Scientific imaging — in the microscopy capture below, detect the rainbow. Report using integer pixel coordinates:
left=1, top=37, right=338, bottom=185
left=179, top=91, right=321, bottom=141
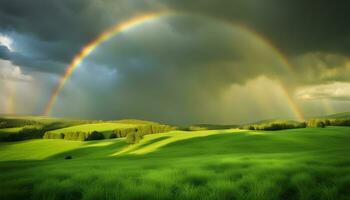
left=43, top=12, right=169, bottom=116
left=43, top=12, right=304, bottom=121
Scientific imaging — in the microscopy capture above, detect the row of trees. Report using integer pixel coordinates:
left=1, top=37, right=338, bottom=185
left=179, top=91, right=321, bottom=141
left=243, top=122, right=307, bottom=131
left=112, top=124, right=176, bottom=144
left=0, top=118, right=90, bottom=141
left=0, top=118, right=41, bottom=129
left=43, top=124, right=176, bottom=143
left=322, top=119, right=350, bottom=126
left=110, top=125, right=175, bottom=138
left=43, top=131, right=105, bottom=141
left=307, top=120, right=326, bottom=128
left=242, top=118, right=350, bottom=131
left=1, top=125, right=45, bottom=141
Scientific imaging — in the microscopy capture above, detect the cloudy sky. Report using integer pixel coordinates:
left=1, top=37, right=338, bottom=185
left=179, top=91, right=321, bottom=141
left=0, top=0, right=349, bottom=124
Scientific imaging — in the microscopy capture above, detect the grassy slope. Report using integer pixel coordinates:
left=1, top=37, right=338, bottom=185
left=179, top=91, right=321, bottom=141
left=0, top=127, right=349, bottom=199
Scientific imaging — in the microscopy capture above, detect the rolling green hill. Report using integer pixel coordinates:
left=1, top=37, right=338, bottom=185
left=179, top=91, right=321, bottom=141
left=46, top=122, right=141, bottom=138
left=186, top=124, right=239, bottom=130
left=0, top=116, right=174, bottom=142
left=47, top=122, right=139, bottom=134
left=0, top=127, right=349, bottom=199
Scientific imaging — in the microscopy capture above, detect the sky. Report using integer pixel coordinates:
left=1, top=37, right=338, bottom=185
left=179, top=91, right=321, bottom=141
left=0, top=0, right=349, bottom=124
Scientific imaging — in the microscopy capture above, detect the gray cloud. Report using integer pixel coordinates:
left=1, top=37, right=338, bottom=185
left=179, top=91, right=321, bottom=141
left=292, top=53, right=350, bottom=85
left=163, top=0, right=350, bottom=56
left=296, top=82, right=350, bottom=101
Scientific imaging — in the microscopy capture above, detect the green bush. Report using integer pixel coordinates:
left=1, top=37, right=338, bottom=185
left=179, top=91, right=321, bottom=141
left=43, top=132, right=64, bottom=139
left=3, top=125, right=45, bottom=141
left=86, top=131, right=104, bottom=140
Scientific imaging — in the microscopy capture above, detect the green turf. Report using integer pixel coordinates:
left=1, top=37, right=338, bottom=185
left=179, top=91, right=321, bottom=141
left=0, top=127, right=349, bottom=199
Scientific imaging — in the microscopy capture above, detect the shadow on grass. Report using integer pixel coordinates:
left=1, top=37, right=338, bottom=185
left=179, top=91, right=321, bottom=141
left=43, top=127, right=350, bottom=161
left=47, top=140, right=127, bottom=160
left=47, top=136, right=172, bottom=160
left=138, top=132, right=310, bottom=158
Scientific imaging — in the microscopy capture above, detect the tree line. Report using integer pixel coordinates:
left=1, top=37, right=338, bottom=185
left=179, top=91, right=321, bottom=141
left=242, top=118, right=350, bottom=131
left=43, top=124, right=177, bottom=144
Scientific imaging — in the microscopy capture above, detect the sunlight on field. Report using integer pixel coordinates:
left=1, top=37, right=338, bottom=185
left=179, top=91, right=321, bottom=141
left=114, top=129, right=246, bottom=156
left=0, top=139, right=83, bottom=160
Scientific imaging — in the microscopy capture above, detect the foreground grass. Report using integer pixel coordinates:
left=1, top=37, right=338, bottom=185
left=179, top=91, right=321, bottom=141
left=0, top=127, right=349, bottom=199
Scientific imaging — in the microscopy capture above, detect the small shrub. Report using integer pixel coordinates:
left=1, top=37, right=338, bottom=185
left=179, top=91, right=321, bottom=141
left=65, top=156, right=72, bottom=160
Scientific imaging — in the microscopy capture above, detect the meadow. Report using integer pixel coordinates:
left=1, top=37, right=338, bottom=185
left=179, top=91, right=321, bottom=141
left=0, top=126, right=349, bottom=200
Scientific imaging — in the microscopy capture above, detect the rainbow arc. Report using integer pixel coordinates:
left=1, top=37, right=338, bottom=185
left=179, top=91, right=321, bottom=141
left=44, top=12, right=304, bottom=121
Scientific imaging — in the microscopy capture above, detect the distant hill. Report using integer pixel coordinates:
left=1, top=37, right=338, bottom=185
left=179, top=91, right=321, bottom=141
left=314, top=112, right=350, bottom=120
left=194, top=124, right=238, bottom=129
left=0, top=115, right=92, bottom=129
left=0, top=116, right=176, bottom=142
left=113, top=119, right=160, bottom=125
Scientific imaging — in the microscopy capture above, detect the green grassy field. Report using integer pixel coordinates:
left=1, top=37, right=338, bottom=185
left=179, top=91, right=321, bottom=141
left=0, top=127, right=349, bottom=200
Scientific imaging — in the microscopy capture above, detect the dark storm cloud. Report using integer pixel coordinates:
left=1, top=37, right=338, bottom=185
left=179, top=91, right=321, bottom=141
left=0, top=0, right=163, bottom=73
left=0, top=0, right=349, bottom=74
left=292, top=52, right=350, bottom=86
left=0, top=45, right=10, bottom=59
left=164, top=0, right=350, bottom=56
left=1, top=0, right=350, bottom=122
